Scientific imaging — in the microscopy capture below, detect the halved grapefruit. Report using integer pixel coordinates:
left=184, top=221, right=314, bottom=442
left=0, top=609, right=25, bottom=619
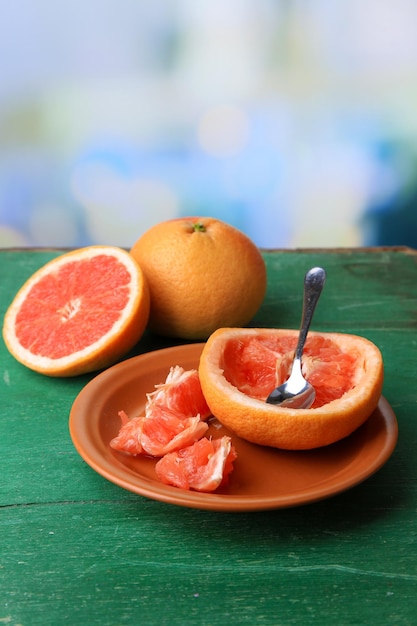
left=198, top=328, right=384, bottom=450
left=2, top=246, right=150, bottom=376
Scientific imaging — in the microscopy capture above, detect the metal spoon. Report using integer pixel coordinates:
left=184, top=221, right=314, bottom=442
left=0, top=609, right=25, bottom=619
left=266, top=266, right=326, bottom=409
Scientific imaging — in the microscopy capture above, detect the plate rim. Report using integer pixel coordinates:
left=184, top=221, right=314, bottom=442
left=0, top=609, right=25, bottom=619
left=69, top=344, right=398, bottom=512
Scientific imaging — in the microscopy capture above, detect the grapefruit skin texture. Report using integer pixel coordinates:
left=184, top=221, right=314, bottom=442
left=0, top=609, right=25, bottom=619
left=2, top=246, right=150, bottom=377
left=129, top=217, right=267, bottom=340
left=199, top=328, right=384, bottom=450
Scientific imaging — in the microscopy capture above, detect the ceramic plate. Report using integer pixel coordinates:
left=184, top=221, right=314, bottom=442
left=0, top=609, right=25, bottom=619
left=69, top=343, right=398, bottom=512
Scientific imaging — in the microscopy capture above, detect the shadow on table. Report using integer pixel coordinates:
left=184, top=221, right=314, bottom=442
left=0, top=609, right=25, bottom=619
left=136, top=429, right=409, bottom=538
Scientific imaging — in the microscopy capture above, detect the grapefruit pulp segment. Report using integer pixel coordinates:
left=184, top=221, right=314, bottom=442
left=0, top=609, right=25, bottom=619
left=110, top=366, right=211, bottom=458
left=110, top=411, right=145, bottom=456
left=140, top=405, right=209, bottom=457
left=110, top=364, right=237, bottom=492
left=147, top=366, right=211, bottom=420
left=155, top=436, right=237, bottom=492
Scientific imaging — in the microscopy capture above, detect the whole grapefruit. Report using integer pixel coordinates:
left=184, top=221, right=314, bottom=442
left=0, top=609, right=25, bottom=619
left=130, top=217, right=267, bottom=339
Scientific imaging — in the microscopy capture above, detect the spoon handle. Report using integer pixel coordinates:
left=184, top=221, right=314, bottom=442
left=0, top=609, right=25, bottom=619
left=294, top=267, right=326, bottom=361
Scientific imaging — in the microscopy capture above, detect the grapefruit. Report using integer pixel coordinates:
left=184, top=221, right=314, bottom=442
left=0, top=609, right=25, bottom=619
left=147, top=365, right=211, bottom=420
left=2, top=246, right=150, bottom=376
left=134, top=405, right=208, bottom=457
left=198, top=327, right=384, bottom=450
left=110, top=365, right=237, bottom=491
left=110, top=366, right=211, bottom=457
left=155, top=436, right=237, bottom=492
left=129, top=217, right=267, bottom=340
left=110, top=404, right=209, bottom=458
left=110, top=411, right=145, bottom=456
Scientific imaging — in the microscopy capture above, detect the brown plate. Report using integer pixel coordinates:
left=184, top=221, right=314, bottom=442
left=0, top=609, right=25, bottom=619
left=69, top=343, right=398, bottom=512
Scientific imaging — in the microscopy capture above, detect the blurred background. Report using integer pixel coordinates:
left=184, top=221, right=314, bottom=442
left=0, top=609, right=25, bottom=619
left=1, top=0, right=417, bottom=250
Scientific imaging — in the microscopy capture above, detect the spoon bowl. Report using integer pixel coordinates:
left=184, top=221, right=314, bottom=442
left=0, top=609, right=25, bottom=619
left=266, top=266, right=326, bottom=409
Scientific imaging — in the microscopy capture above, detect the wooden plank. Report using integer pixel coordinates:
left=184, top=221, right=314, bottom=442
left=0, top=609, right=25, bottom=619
left=2, top=500, right=417, bottom=625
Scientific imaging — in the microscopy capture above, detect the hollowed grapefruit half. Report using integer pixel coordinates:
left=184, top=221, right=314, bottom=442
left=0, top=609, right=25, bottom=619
left=198, top=328, right=384, bottom=450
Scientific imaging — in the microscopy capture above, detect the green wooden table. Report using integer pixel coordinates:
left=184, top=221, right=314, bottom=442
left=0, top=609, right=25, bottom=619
left=1, top=247, right=417, bottom=626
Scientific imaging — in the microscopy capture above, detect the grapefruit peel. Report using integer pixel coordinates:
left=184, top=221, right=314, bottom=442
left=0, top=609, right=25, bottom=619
left=198, top=327, right=384, bottom=450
